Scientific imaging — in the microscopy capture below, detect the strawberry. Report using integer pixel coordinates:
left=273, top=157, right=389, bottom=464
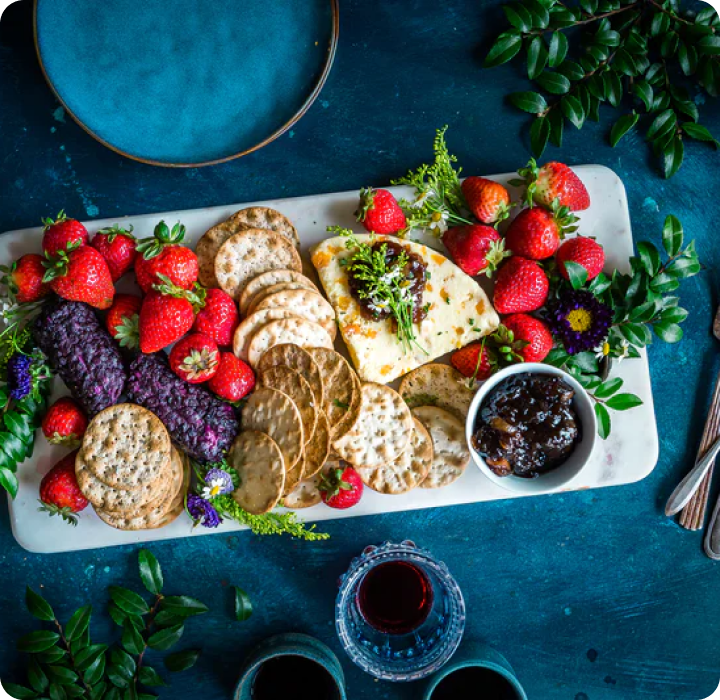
left=556, top=236, right=605, bottom=281
left=461, top=177, right=511, bottom=224
left=42, top=397, right=88, bottom=447
left=38, top=451, right=88, bottom=525
left=106, top=293, right=142, bottom=349
left=91, top=224, right=137, bottom=282
left=135, top=221, right=199, bottom=293
left=505, top=208, right=561, bottom=260
left=169, top=333, right=220, bottom=384
left=518, top=159, right=590, bottom=211
left=4, top=254, right=51, bottom=303
left=41, top=211, right=89, bottom=258
left=493, top=257, right=549, bottom=314
left=207, top=352, right=255, bottom=401
left=501, top=314, right=554, bottom=363
left=192, top=288, right=239, bottom=346
left=451, top=341, right=495, bottom=381
left=319, top=463, right=363, bottom=509
left=442, top=225, right=510, bottom=277
left=138, top=278, right=204, bottom=354
left=42, top=246, right=115, bottom=310
left=355, top=188, right=407, bottom=234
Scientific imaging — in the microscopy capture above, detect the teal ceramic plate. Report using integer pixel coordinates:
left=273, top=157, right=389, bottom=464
left=35, top=0, right=338, bottom=166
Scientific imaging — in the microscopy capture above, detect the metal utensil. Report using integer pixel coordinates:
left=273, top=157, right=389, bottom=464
left=666, top=435, right=720, bottom=516
left=679, top=305, right=720, bottom=531
left=704, top=493, right=720, bottom=559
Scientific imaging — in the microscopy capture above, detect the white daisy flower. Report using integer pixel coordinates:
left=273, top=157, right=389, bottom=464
left=615, top=340, right=630, bottom=363
left=202, top=478, right=229, bottom=500
left=411, top=189, right=435, bottom=209
left=427, top=208, right=449, bottom=235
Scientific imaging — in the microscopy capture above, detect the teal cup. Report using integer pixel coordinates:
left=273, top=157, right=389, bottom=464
left=423, top=641, right=528, bottom=700
left=234, top=633, right=347, bottom=700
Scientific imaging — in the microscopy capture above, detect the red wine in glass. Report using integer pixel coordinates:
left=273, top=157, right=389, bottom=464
left=357, top=560, right=434, bottom=634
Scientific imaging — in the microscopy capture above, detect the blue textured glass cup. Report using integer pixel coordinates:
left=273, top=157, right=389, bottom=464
left=335, top=541, right=465, bottom=682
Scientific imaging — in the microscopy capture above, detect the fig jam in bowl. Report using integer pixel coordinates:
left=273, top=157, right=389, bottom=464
left=466, top=363, right=597, bottom=494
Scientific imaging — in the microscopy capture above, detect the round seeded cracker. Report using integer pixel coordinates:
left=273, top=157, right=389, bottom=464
left=355, top=418, right=433, bottom=494
left=282, top=454, right=305, bottom=497
left=245, top=280, right=319, bottom=316
left=239, top=269, right=318, bottom=315
left=284, top=453, right=341, bottom=509
left=215, top=228, right=302, bottom=299
left=241, top=387, right=304, bottom=468
left=399, top=364, right=476, bottom=421
left=303, top=411, right=330, bottom=478
left=332, top=383, right=413, bottom=468
left=412, top=406, right=470, bottom=489
left=228, top=431, right=285, bottom=515
left=256, top=343, right=324, bottom=408
left=82, top=404, right=171, bottom=490
left=247, top=318, right=332, bottom=368
left=233, top=309, right=301, bottom=361
left=260, top=366, right=317, bottom=445
left=228, top=207, right=300, bottom=249
left=196, top=220, right=249, bottom=288
left=254, top=288, right=337, bottom=340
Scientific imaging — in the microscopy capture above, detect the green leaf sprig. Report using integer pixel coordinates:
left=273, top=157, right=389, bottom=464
left=3, top=550, right=213, bottom=700
left=485, top=0, right=719, bottom=177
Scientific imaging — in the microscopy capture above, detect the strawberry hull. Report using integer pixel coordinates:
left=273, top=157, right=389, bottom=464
left=32, top=299, right=127, bottom=416
left=125, top=353, right=239, bottom=463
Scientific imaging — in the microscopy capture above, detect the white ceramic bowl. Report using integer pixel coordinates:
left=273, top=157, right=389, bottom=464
left=465, top=363, right=597, bottom=495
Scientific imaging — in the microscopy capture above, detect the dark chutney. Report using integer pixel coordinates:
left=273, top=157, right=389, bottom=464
left=472, top=373, right=581, bottom=478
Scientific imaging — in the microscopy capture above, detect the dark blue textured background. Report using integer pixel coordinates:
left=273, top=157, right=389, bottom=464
left=1, top=1, right=720, bottom=698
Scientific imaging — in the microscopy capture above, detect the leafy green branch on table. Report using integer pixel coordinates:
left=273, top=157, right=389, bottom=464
left=485, top=0, right=720, bottom=177
left=545, top=214, right=700, bottom=437
left=1, top=549, right=251, bottom=700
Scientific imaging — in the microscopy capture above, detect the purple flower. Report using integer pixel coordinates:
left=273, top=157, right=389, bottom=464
left=187, top=494, right=222, bottom=529
left=548, top=289, right=612, bottom=355
left=7, top=353, right=32, bottom=400
left=202, top=468, right=234, bottom=499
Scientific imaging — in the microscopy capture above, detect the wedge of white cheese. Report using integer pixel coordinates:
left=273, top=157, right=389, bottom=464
left=311, top=235, right=500, bottom=384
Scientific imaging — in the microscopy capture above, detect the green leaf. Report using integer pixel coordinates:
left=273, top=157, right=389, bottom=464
left=662, top=215, right=683, bottom=256
left=659, top=306, right=688, bottom=324
left=137, top=667, right=166, bottom=688
left=678, top=42, right=698, bottom=76
left=503, top=4, right=532, bottom=32
left=635, top=241, right=661, bottom=276
left=610, top=113, right=638, bottom=147
left=663, top=137, right=684, bottom=179
left=569, top=352, right=599, bottom=374
left=485, top=33, right=523, bottom=67
left=605, top=393, right=644, bottom=411
left=65, top=605, right=92, bottom=642
left=548, top=108, right=564, bottom=147
left=548, top=7, right=577, bottom=28
left=674, top=99, right=698, bottom=123
left=163, top=650, right=201, bottom=673
left=547, top=31, right=568, bottom=68
left=561, top=94, right=584, bottom=129
left=646, top=109, right=676, bottom=141
left=530, top=116, right=550, bottom=157
left=629, top=299, right=660, bottom=323
left=665, top=255, right=701, bottom=279
left=17, top=630, right=61, bottom=653
left=0, top=467, right=19, bottom=499
left=527, top=36, right=548, bottom=79
left=563, top=261, right=589, bottom=289
left=596, top=29, right=620, bottom=46
left=147, top=624, right=184, bottom=651
left=138, top=550, right=163, bottom=596
left=159, top=596, right=209, bottom=618
left=108, top=587, right=149, bottom=616
left=107, top=666, right=131, bottom=690
left=27, top=657, right=49, bottom=694
left=579, top=0, right=598, bottom=13
left=603, top=71, right=623, bottom=107
left=45, top=666, right=78, bottom=686
left=594, top=377, right=623, bottom=399
left=508, top=91, right=547, bottom=114
left=121, top=619, right=145, bottom=656
left=233, top=587, right=253, bottom=622
left=619, top=322, right=650, bottom=347
left=526, top=0, right=550, bottom=29
left=83, top=652, right=106, bottom=687
left=650, top=12, right=670, bottom=37
left=682, top=123, right=719, bottom=148
left=104, top=688, right=122, bottom=700
left=26, top=587, right=55, bottom=622
left=152, top=611, right=184, bottom=628
left=649, top=272, right=679, bottom=294
left=2, top=681, right=38, bottom=699
left=557, top=60, right=584, bottom=81
left=698, top=36, right=720, bottom=55
left=36, top=646, right=66, bottom=665
left=75, top=644, right=107, bottom=672
left=535, top=71, right=571, bottom=94
left=49, top=683, right=67, bottom=700
left=661, top=31, right=679, bottom=58
left=595, top=403, right=611, bottom=440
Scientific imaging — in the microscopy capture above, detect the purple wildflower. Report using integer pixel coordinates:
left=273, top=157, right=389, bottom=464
left=548, top=289, right=612, bottom=355
left=187, top=494, right=222, bottom=529
left=7, top=353, right=32, bottom=400
left=202, top=468, right=234, bottom=499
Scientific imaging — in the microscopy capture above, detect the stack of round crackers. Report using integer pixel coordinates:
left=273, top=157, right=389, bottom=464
left=75, top=404, right=189, bottom=531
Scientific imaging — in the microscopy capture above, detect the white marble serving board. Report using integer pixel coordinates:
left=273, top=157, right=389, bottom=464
left=3, top=165, right=659, bottom=553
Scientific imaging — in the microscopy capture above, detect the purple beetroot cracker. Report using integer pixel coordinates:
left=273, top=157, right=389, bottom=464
left=125, top=353, right=239, bottom=463
left=32, top=299, right=126, bottom=416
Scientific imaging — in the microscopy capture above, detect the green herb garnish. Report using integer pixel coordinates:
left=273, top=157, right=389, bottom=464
left=332, top=399, right=350, bottom=410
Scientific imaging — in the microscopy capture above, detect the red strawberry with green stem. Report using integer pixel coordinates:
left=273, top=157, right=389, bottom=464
left=106, top=293, right=142, bottom=349
left=500, top=314, right=554, bottom=363
left=461, top=177, right=511, bottom=225
left=41, top=211, right=89, bottom=258
left=516, top=159, right=590, bottom=211
left=169, top=333, right=220, bottom=384
left=207, top=352, right=255, bottom=402
left=319, top=463, right=363, bottom=509
left=355, top=188, right=407, bottom=235
left=38, top=451, right=88, bottom=525
left=42, top=246, right=115, bottom=310
left=42, top=397, right=88, bottom=447
left=556, top=236, right=605, bottom=282
left=3, top=254, right=51, bottom=303
left=451, top=340, right=496, bottom=381
left=192, top=288, right=239, bottom=347
left=135, top=221, right=199, bottom=293
left=138, top=275, right=205, bottom=354
left=91, top=224, right=137, bottom=282
left=505, top=202, right=578, bottom=260
left=493, top=257, right=549, bottom=314
left=442, top=224, right=510, bottom=277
